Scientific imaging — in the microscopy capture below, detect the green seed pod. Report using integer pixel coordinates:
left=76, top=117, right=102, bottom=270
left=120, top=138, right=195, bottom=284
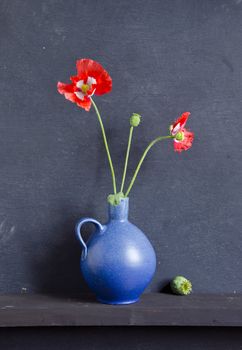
left=174, top=131, right=184, bottom=141
left=170, top=276, right=192, bottom=295
left=130, top=113, right=141, bottom=127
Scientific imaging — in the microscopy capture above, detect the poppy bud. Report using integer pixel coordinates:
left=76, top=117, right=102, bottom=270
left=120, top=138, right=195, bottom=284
left=130, top=113, right=141, bottom=127
left=174, top=131, right=184, bottom=141
left=170, top=276, right=192, bottom=295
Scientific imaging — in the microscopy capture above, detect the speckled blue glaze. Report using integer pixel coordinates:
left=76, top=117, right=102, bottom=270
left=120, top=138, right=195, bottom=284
left=75, top=198, right=156, bottom=304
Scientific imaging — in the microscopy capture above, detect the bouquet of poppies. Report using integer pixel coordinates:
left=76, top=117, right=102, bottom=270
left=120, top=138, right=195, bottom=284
left=57, top=59, right=194, bottom=205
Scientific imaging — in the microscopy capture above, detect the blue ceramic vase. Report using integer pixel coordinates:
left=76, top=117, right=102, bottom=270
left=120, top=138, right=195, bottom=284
left=75, top=198, right=156, bottom=304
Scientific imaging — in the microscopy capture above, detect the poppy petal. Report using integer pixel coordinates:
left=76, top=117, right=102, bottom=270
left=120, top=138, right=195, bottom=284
left=75, top=97, right=92, bottom=111
left=74, top=91, right=85, bottom=100
left=57, top=82, right=76, bottom=103
left=171, top=112, right=190, bottom=135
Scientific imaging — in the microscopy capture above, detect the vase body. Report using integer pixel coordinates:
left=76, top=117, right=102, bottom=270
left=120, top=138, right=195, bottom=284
left=75, top=198, right=156, bottom=304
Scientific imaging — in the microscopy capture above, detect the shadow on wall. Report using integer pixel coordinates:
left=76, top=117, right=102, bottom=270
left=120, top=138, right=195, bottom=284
left=29, top=126, right=110, bottom=299
left=30, top=204, right=100, bottom=298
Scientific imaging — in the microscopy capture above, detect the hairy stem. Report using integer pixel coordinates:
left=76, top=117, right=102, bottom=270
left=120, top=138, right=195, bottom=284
left=90, top=97, right=117, bottom=194
left=120, top=126, right=134, bottom=193
left=125, top=135, right=173, bottom=197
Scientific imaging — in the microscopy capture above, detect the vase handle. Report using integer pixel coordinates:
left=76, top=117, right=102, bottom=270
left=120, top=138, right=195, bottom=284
left=75, top=217, right=105, bottom=261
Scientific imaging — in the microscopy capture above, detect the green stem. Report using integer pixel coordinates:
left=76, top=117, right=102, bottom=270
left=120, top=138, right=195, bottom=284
left=125, top=135, right=173, bottom=197
left=120, top=126, right=134, bottom=193
left=90, top=97, right=117, bottom=194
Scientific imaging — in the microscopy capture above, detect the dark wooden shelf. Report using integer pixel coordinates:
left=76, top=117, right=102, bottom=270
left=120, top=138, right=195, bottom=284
left=0, top=293, right=241, bottom=327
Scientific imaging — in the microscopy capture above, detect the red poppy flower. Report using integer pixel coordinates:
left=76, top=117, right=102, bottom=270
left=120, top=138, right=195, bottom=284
left=170, top=112, right=194, bottom=153
left=57, top=58, right=112, bottom=111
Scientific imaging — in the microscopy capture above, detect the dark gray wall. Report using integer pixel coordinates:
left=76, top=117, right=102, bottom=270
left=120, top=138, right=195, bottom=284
left=0, top=0, right=241, bottom=295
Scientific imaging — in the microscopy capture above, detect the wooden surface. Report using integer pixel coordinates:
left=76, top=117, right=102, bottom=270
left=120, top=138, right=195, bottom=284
left=0, top=293, right=241, bottom=327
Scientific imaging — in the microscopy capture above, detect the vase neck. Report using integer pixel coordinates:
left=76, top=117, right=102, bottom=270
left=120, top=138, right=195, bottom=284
left=108, top=198, right=129, bottom=221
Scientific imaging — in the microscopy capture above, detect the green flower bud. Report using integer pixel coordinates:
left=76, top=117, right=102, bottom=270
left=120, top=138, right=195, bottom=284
left=170, top=276, right=192, bottom=295
left=130, top=113, right=141, bottom=127
left=174, top=131, right=184, bottom=141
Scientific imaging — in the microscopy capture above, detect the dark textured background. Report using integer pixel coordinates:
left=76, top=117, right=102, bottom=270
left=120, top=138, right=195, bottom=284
left=0, top=0, right=241, bottom=295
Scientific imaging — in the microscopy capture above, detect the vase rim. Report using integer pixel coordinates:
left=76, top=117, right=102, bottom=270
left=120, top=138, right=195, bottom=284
left=108, top=196, right=129, bottom=207
left=108, top=197, right=129, bottom=220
